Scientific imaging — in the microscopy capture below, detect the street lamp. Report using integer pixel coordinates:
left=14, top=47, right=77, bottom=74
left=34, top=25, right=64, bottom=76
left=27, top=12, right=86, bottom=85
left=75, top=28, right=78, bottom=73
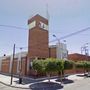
left=81, top=43, right=89, bottom=61
left=53, top=34, right=62, bottom=59
left=81, top=43, right=89, bottom=55
left=53, top=34, right=68, bottom=60
left=53, top=34, right=60, bottom=44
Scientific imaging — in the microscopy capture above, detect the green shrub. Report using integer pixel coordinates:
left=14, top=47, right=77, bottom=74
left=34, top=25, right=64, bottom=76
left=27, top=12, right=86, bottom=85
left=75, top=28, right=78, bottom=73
left=33, top=60, right=45, bottom=73
left=75, top=61, right=85, bottom=69
left=64, top=60, right=74, bottom=70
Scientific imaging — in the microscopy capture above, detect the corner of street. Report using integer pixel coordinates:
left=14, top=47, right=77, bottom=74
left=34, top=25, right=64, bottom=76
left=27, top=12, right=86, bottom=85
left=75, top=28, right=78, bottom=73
left=0, top=73, right=90, bottom=90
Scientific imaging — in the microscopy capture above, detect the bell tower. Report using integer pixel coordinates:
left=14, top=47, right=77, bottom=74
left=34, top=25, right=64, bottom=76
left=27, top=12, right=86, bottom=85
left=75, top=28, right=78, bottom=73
left=28, top=14, right=49, bottom=60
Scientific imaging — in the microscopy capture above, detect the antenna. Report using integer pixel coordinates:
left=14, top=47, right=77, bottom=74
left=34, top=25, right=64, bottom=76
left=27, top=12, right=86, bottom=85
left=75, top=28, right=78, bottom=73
left=46, top=2, right=50, bottom=31
left=46, top=3, right=50, bottom=20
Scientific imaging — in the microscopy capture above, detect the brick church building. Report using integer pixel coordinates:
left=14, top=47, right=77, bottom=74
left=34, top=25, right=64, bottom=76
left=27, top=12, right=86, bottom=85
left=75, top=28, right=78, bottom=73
left=0, top=14, right=59, bottom=76
left=0, top=14, right=80, bottom=76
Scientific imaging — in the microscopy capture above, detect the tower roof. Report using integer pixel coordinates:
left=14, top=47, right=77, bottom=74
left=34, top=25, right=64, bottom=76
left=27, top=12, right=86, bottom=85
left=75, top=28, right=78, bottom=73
left=28, top=14, right=48, bottom=24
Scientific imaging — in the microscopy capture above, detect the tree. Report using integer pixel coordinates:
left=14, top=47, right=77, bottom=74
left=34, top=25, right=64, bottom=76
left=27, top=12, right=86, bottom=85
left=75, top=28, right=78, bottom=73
left=45, top=58, right=58, bottom=82
left=32, top=60, right=45, bottom=75
left=85, top=61, right=90, bottom=69
left=85, top=61, right=90, bottom=75
left=56, top=59, right=64, bottom=82
left=32, top=59, right=75, bottom=83
left=75, top=61, right=90, bottom=75
left=64, top=60, right=74, bottom=70
left=75, top=61, right=84, bottom=69
left=63, top=60, right=74, bottom=78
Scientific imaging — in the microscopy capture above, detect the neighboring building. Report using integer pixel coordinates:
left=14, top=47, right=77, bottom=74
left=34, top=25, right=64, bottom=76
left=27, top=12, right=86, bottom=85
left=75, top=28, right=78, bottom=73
left=49, top=45, right=56, bottom=58
left=68, top=53, right=90, bottom=62
left=56, top=43, right=68, bottom=59
left=49, top=44, right=68, bottom=59
left=0, top=52, right=27, bottom=75
left=0, top=14, right=68, bottom=76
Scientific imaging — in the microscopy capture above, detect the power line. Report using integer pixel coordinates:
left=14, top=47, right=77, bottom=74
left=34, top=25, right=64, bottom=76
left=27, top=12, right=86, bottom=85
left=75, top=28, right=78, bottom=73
left=50, top=27, right=90, bottom=43
left=0, top=25, right=90, bottom=47
left=0, top=24, right=27, bottom=30
left=0, top=26, right=90, bottom=47
left=0, top=24, right=54, bottom=34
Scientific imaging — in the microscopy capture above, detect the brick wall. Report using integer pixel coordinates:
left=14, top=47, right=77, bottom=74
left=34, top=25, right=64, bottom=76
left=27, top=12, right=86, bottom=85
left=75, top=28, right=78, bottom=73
left=0, top=56, right=27, bottom=76
left=49, top=47, right=56, bottom=58
left=28, top=29, right=49, bottom=59
left=1, top=58, right=10, bottom=73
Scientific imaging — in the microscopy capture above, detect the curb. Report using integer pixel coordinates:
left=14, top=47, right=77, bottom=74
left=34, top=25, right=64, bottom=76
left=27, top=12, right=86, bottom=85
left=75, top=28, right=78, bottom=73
left=23, top=76, right=59, bottom=81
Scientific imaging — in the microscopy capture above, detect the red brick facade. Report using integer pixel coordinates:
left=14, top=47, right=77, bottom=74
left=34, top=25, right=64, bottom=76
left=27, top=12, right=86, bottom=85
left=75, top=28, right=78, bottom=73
left=0, top=56, right=27, bottom=76
left=28, top=14, right=49, bottom=60
left=49, top=46, right=56, bottom=58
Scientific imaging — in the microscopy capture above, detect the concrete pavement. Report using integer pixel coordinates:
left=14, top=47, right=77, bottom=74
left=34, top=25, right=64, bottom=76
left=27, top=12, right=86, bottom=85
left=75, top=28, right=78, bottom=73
left=0, top=83, right=27, bottom=90
left=64, top=78, right=90, bottom=90
left=0, top=73, right=88, bottom=90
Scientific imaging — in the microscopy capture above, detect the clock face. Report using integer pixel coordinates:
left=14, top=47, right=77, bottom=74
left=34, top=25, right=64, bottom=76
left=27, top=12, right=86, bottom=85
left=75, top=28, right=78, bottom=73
left=39, top=21, right=48, bottom=30
left=28, top=21, right=36, bottom=29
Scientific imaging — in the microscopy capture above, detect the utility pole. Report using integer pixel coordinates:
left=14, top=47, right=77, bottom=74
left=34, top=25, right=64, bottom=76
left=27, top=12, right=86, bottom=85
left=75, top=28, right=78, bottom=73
left=10, top=44, right=15, bottom=85
left=19, top=47, right=23, bottom=84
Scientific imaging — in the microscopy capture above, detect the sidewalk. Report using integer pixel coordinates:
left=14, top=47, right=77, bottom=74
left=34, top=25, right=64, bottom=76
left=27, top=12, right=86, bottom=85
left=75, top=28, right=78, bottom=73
left=0, top=73, right=84, bottom=89
left=0, top=74, right=60, bottom=89
left=0, top=74, right=31, bottom=89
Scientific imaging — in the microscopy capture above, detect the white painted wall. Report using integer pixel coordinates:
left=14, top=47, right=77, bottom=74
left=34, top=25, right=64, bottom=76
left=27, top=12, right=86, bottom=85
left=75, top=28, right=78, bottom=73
left=17, top=53, right=21, bottom=74
left=9, top=55, right=13, bottom=73
left=56, top=43, right=68, bottom=59
left=0, top=58, right=2, bottom=71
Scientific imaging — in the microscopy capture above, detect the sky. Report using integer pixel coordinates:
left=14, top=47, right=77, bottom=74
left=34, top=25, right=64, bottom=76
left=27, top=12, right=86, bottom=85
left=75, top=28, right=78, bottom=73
left=0, top=0, right=90, bottom=56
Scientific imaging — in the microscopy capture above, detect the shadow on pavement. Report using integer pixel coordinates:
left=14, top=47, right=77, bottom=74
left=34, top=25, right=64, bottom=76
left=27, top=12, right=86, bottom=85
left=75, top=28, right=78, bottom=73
left=14, top=76, right=60, bottom=85
left=77, top=74, right=90, bottom=78
left=14, top=78, right=35, bottom=85
left=29, top=82, right=63, bottom=90
left=77, top=74, right=85, bottom=77
left=56, top=78, right=74, bottom=84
